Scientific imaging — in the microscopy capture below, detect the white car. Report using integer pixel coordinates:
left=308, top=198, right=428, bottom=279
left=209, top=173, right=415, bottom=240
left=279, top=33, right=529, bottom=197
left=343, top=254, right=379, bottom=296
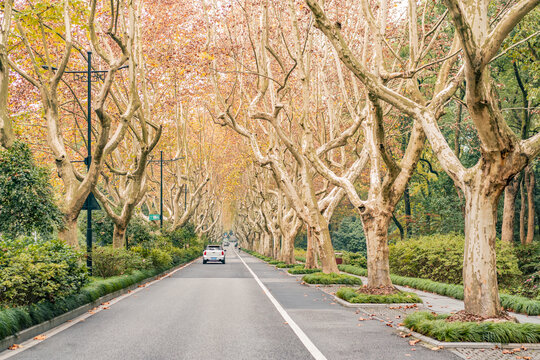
left=203, top=245, right=225, bottom=264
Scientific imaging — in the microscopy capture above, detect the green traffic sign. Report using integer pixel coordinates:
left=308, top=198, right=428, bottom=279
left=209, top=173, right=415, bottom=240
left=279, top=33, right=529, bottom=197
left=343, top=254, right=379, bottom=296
left=149, top=214, right=161, bottom=221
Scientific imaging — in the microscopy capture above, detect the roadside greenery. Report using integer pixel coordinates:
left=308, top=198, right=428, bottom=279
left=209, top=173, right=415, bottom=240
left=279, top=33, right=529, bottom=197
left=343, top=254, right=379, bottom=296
left=338, top=264, right=540, bottom=316
left=0, top=143, right=63, bottom=239
left=403, top=311, right=540, bottom=343
left=0, top=237, right=88, bottom=307
left=388, top=234, right=522, bottom=288
left=288, top=266, right=322, bottom=275
left=302, top=273, right=363, bottom=285
left=337, top=287, right=422, bottom=304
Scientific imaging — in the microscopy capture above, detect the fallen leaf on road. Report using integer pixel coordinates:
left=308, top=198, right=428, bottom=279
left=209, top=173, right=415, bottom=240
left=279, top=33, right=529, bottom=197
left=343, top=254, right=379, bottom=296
left=283, top=322, right=288, bottom=324
left=399, top=332, right=412, bottom=338
left=398, top=323, right=405, bottom=326
left=409, top=339, right=420, bottom=346
left=8, top=344, right=22, bottom=350
left=358, top=318, right=366, bottom=321
left=411, top=348, right=416, bottom=351
left=102, top=306, right=110, bottom=310
left=330, top=302, right=336, bottom=305
left=404, top=354, right=411, bottom=357
left=431, top=346, right=444, bottom=351
left=33, top=335, right=46, bottom=340
left=101, top=302, right=110, bottom=306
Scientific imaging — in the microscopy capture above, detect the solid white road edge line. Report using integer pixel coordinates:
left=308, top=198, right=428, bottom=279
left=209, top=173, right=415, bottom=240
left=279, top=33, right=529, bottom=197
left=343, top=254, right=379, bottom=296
left=0, top=257, right=200, bottom=360
left=235, top=250, right=327, bottom=360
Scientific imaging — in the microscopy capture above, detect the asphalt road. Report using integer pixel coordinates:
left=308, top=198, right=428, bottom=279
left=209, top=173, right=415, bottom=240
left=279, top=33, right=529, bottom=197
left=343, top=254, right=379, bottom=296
left=3, top=248, right=460, bottom=360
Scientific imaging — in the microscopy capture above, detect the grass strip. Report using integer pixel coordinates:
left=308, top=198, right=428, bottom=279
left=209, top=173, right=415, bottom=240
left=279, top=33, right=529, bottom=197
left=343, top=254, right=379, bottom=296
left=288, top=266, right=322, bottom=275
left=403, top=311, right=540, bottom=343
left=0, top=256, right=198, bottom=341
left=302, top=272, right=363, bottom=285
left=336, top=287, right=422, bottom=304
left=338, top=264, right=540, bottom=316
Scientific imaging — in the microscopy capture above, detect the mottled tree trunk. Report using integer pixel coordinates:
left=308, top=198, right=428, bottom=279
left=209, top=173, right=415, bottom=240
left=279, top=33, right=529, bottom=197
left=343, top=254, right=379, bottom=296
left=463, top=182, right=503, bottom=318
left=59, top=216, right=79, bottom=249
left=280, top=233, right=296, bottom=264
left=113, top=223, right=127, bottom=249
left=361, top=212, right=392, bottom=287
left=501, top=177, right=520, bottom=244
left=305, top=226, right=316, bottom=269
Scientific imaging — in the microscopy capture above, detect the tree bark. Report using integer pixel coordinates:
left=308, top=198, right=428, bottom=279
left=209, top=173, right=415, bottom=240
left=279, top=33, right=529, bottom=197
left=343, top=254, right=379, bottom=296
left=59, top=216, right=79, bottom=248
left=305, top=226, right=316, bottom=269
left=362, top=211, right=393, bottom=287
left=462, top=178, right=504, bottom=318
left=113, top=223, right=127, bottom=249
left=501, top=176, right=520, bottom=243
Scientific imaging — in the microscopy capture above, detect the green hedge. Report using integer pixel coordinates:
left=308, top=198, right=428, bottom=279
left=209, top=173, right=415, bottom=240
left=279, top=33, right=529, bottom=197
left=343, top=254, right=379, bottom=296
left=0, top=238, right=88, bottom=307
left=288, top=266, right=322, bottom=275
left=302, top=272, right=363, bottom=285
left=337, top=287, right=422, bottom=304
left=403, top=311, right=540, bottom=343
left=0, top=252, right=200, bottom=341
left=338, top=264, right=540, bottom=316
left=388, top=234, right=522, bottom=288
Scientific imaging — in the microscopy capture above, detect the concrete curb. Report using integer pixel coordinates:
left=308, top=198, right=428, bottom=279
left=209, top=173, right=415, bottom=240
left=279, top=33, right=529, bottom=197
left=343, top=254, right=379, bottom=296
left=0, top=257, right=200, bottom=351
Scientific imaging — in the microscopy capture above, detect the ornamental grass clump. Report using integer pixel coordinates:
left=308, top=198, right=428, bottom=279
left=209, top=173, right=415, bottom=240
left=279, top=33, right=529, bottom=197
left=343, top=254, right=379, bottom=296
left=302, top=273, right=363, bottom=285
left=336, top=287, right=422, bottom=304
left=404, top=311, right=540, bottom=343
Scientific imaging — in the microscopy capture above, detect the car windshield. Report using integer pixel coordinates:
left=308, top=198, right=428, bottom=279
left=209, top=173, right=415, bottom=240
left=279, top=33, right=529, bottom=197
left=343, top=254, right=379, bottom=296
left=207, top=245, right=221, bottom=250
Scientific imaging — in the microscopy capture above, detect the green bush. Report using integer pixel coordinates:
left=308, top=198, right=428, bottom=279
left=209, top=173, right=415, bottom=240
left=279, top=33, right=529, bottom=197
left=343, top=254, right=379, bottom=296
left=338, top=264, right=540, bottom=315
left=388, top=234, right=522, bottom=288
left=403, top=311, right=540, bottom=343
left=0, top=142, right=63, bottom=239
left=276, top=263, right=295, bottom=268
left=340, top=251, right=367, bottom=268
left=92, top=246, right=148, bottom=277
left=148, top=248, right=172, bottom=269
left=337, top=287, right=422, bottom=304
left=0, top=238, right=88, bottom=307
left=302, top=272, right=363, bottom=285
left=288, top=267, right=322, bottom=274
left=515, top=242, right=540, bottom=276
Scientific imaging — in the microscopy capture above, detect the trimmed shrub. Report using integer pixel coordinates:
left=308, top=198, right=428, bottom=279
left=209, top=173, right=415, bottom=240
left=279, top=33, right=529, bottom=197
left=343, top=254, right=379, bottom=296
left=148, top=248, right=173, bottom=269
left=302, top=273, right=363, bottom=285
left=0, top=238, right=88, bottom=307
left=403, top=311, right=540, bottom=343
left=340, top=251, right=367, bottom=268
left=337, top=287, right=422, bottom=304
left=388, top=234, right=522, bottom=288
left=92, top=246, right=148, bottom=277
left=288, top=267, right=322, bottom=275
left=338, top=264, right=540, bottom=315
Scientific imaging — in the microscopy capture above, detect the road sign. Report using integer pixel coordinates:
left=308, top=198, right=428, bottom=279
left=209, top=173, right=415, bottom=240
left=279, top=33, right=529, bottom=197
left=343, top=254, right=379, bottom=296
left=149, top=214, right=161, bottom=221
left=82, top=192, right=101, bottom=210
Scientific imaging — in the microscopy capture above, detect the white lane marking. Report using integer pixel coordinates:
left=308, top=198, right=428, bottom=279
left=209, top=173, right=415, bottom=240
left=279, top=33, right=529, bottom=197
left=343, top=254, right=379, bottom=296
left=235, top=250, right=327, bottom=360
left=0, top=258, right=200, bottom=360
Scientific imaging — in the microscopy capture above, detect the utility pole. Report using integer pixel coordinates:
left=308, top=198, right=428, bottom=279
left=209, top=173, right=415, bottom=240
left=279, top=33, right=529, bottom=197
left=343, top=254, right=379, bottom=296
left=160, top=150, right=163, bottom=229
left=43, top=53, right=128, bottom=276
left=86, top=51, right=93, bottom=274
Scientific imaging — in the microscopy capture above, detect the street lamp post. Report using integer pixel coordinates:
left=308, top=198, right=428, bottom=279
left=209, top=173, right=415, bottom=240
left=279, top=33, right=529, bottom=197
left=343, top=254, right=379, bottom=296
left=148, top=152, right=184, bottom=228
left=43, top=51, right=127, bottom=276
